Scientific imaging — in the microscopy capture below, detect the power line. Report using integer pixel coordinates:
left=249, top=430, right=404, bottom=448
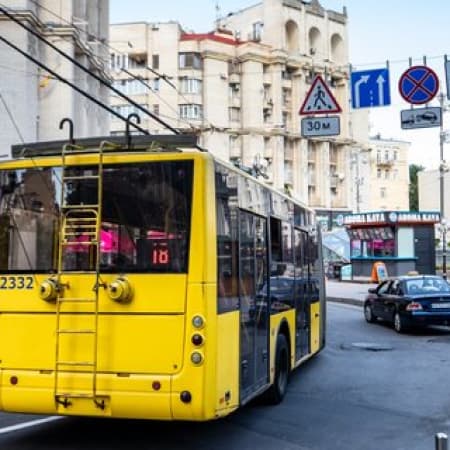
left=0, top=89, right=24, bottom=143
left=0, top=5, right=180, bottom=136
left=0, top=32, right=149, bottom=135
left=22, top=1, right=225, bottom=129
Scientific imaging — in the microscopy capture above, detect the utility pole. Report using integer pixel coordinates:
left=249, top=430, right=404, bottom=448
left=439, top=92, right=447, bottom=279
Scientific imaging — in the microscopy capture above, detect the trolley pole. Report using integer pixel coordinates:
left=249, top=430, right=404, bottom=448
left=439, top=92, right=447, bottom=279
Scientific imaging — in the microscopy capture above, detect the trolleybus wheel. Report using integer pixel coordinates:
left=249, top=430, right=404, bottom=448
left=265, top=333, right=289, bottom=405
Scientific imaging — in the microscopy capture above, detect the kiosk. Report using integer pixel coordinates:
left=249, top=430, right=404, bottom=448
left=339, top=211, right=440, bottom=279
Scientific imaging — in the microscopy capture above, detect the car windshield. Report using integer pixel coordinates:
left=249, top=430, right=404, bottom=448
left=404, top=278, right=450, bottom=294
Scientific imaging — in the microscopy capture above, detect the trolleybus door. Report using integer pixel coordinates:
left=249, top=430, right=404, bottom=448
left=238, top=211, right=269, bottom=401
left=294, top=229, right=310, bottom=360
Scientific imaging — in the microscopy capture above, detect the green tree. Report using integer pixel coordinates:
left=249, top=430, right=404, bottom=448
left=409, top=164, right=424, bottom=211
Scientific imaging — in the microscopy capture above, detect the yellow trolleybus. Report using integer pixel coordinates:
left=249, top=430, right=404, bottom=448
left=0, top=134, right=325, bottom=420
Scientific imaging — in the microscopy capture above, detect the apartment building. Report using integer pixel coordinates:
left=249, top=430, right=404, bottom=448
left=363, top=135, right=410, bottom=212
left=0, top=0, right=110, bottom=158
left=110, top=0, right=353, bottom=221
left=418, top=169, right=450, bottom=217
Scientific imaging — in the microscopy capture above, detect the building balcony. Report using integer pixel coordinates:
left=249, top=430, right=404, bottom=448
left=377, top=158, right=395, bottom=167
left=229, top=96, right=241, bottom=107
left=264, top=147, right=274, bottom=159
left=229, top=73, right=240, bottom=84
left=263, top=98, right=274, bottom=110
left=263, top=72, right=272, bottom=85
left=230, top=146, right=241, bottom=158
left=282, top=78, right=292, bottom=89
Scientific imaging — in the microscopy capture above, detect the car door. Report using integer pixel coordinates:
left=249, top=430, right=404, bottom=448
left=384, top=279, right=402, bottom=319
left=372, top=280, right=392, bottom=319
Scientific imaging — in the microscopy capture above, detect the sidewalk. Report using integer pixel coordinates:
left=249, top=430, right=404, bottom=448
left=326, top=279, right=377, bottom=307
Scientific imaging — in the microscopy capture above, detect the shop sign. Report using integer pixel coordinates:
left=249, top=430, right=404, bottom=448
left=343, top=211, right=440, bottom=226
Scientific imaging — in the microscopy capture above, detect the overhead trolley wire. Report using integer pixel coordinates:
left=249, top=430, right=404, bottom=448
left=0, top=33, right=151, bottom=135
left=0, top=5, right=180, bottom=136
left=24, top=0, right=217, bottom=131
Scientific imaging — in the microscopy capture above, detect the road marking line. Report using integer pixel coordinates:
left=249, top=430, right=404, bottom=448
left=0, top=416, right=63, bottom=434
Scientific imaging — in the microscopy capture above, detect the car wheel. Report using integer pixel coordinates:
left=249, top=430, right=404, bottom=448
left=364, top=303, right=377, bottom=323
left=394, top=312, right=406, bottom=333
left=264, top=333, right=290, bottom=405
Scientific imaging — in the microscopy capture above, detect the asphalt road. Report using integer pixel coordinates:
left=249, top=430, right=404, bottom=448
left=0, top=302, right=448, bottom=450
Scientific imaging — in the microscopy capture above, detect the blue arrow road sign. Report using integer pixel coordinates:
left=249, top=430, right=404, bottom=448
left=351, top=68, right=391, bottom=109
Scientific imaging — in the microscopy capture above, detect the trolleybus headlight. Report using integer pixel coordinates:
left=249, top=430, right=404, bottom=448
left=39, top=277, right=59, bottom=302
left=107, top=277, right=133, bottom=303
left=191, top=334, right=204, bottom=346
left=192, top=315, right=205, bottom=329
left=190, top=351, right=204, bottom=365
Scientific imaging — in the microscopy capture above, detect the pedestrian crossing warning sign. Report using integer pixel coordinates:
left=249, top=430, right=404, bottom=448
left=299, top=75, right=342, bottom=115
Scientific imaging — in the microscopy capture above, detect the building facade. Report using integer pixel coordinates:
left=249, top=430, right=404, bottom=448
left=0, top=0, right=110, bottom=158
left=365, top=135, right=410, bottom=212
left=418, top=169, right=450, bottom=218
left=110, top=0, right=352, bottom=218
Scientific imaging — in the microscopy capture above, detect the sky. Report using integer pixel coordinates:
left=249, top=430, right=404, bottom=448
left=110, top=0, right=450, bottom=170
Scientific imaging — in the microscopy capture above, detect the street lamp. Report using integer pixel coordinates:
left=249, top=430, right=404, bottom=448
left=438, top=92, right=450, bottom=279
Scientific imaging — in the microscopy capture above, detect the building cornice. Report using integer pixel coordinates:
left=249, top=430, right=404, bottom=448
left=305, top=0, right=325, bottom=18
left=201, top=50, right=233, bottom=63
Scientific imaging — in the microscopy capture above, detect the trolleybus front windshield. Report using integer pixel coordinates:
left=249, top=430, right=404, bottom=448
left=0, top=160, right=193, bottom=274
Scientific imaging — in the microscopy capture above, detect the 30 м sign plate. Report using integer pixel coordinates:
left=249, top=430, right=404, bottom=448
left=301, top=116, right=340, bottom=137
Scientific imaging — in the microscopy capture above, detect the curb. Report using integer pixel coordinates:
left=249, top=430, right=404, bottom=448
left=327, top=296, right=364, bottom=307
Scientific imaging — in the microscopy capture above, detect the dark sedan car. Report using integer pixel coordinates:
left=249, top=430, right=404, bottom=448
left=363, top=275, right=450, bottom=333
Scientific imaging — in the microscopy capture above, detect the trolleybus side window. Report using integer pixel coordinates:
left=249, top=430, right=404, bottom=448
left=215, top=165, right=239, bottom=313
left=0, top=167, right=60, bottom=273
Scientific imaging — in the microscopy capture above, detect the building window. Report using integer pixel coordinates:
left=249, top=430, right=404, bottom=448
left=380, top=187, right=386, bottom=198
left=112, top=79, right=148, bottom=96
left=229, top=83, right=240, bottom=100
left=153, top=104, right=159, bottom=116
left=228, top=60, right=241, bottom=75
left=377, top=150, right=381, bottom=163
left=179, top=104, right=203, bottom=120
left=110, top=53, right=128, bottom=70
left=229, top=107, right=241, bottom=122
left=152, top=54, right=159, bottom=69
left=384, top=150, right=389, bottom=161
left=179, top=52, right=202, bottom=69
left=111, top=103, right=147, bottom=121
left=282, top=88, right=291, bottom=106
left=394, top=150, right=398, bottom=160
left=377, top=169, right=381, bottom=178
left=179, top=78, right=202, bottom=94
left=385, top=170, right=389, bottom=179
left=252, top=21, right=263, bottom=41
left=153, top=78, right=160, bottom=92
